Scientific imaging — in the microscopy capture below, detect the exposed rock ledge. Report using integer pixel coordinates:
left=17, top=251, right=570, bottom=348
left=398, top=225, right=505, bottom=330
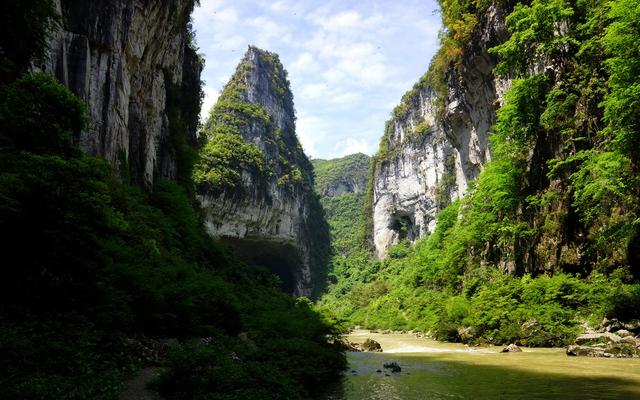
left=567, top=332, right=640, bottom=358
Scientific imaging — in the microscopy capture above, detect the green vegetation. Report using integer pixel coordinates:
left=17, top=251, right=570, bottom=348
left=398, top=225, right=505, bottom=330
left=321, top=192, right=367, bottom=256
left=320, top=0, right=640, bottom=347
left=194, top=47, right=310, bottom=194
left=0, top=72, right=345, bottom=400
left=193, top=60, right=268, bottom=191
left=321, top=201, right=640, bottom=345
left=312, top=153, right=370, bottom=197
left=434, top=155, right=457, bottom=208
left=312, top=154, right=370, bottom=257
left=0, top=13, right=343, bottom=398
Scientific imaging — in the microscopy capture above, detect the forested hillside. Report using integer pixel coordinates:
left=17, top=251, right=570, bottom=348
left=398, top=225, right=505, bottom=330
left=312, top=153, right=370, bottom=256
left=319, top=0, right=640, bottom=348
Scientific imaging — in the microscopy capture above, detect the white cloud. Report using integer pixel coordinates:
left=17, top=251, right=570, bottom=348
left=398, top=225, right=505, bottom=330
left=300, top=83, right=327, bottom=99
left=245, top=16, right=292, bottom=43
left=200, top=87, right=219, bottom=121
left=333, top=137, right=375, bottom=157
left=289, top=52, right=319, bottom=75
left=259, top=0, right=307, bottom=15
left=193, top=4, right=238, bottom=27
left=266, top=0, right=288, bottom=13
left=295, top=111, right=322, bottom=157
left=330, top=91, right=360, bottom=105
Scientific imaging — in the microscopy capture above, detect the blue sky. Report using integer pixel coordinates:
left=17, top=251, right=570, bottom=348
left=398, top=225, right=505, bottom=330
left=192, top=0, right=442, bottom=159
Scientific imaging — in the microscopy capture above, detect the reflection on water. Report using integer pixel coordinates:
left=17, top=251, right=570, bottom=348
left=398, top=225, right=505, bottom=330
left=327, top=331, right=640, bottom=400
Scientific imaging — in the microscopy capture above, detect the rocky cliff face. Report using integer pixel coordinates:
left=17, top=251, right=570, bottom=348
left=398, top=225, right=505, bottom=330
left=197, top=46, right=329, bottom=297
left=41, top=0, right=202, bottom=187
left=371, top=5, right=510, bottom=257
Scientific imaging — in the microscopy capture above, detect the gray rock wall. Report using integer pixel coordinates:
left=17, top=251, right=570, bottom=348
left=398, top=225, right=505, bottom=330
left=372, top=5, right=510, bottom=257
left=41, top=0, right=200, bottom=187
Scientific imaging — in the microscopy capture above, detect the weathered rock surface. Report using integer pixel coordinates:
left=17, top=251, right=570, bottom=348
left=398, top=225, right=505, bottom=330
left=458, top=326, right=476, bottom=342
left=566, top=344, right=606, bottom=357
left=361, top=338, right=383, bottom=352
left=603, top=318, right=640, bottom=334
left=567, top=343, right=640, bottom=358
left=41, top=0, right=201, bottom=187
left=575, top=332, right=622, bottom=345
left=616, top=329, right=633, bottom=338
left=336, top=339, right=362, bottom=352
left=197, top=47, right=328, bottom=297
left=568, top=330, right=640, bottom=358
left=371, top=5, right=510, bottom=257
left=501, top=344, right=522, bottom=353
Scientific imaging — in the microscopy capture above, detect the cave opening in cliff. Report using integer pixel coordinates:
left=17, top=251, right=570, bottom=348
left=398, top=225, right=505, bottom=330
left=252, top=253, right=297, bottom=293
left=220, top=238, right=301, bottom=294
left=391, top=214, right=418, bottom=242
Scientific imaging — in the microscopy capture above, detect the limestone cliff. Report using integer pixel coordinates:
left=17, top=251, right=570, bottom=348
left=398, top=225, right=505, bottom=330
left=41, top=0, right=202, bottom=187
left=371, top=5, right=510, bottom=257
left=196, top=46, right=329, bottom=297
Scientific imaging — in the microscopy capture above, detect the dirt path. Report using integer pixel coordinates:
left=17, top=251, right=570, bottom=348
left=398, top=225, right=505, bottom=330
left=119, top=367, right=165, bottom=400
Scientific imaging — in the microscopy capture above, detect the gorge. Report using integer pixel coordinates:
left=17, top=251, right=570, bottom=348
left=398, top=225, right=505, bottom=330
left=1, top=0, right=640, bottom=399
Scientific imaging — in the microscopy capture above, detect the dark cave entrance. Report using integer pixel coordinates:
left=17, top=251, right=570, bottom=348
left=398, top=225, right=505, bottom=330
left=221, top=238, right=302, bottom=294
left=390, top=214, right=418, bottom=242
left=252, top=253, right=296, bottom=293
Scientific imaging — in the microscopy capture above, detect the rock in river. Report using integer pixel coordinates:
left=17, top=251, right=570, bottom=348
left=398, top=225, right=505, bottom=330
left=361, top=338, right=383, bottom=352
left=501, top=344, right=522, bottom=353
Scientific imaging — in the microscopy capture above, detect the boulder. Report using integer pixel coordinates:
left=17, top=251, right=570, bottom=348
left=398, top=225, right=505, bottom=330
left=567, top=337, right=640, bottom=358
left=336, top=339, right=362, bottom=352
left=458, top=326, right=476, bottom=342
left=615, top=329, right=633, bottom=338
left=603, top=343, right=640, bottom=358
left=575, top=332, right=622, bottom=345
left=383, top=361, right=402, bottom=373
left=501, top=344, right=522, bottom=353
left=567, top=345, right=606, bottom=357
left=603, top=318, right=640, bottom=333
left=619, top=336, right=640, bottom=347
left=361, top=338, right=383, bottom=352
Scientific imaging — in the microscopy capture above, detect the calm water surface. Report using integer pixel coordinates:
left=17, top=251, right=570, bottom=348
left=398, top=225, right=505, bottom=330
left=328, top=330, right=640, bottom=400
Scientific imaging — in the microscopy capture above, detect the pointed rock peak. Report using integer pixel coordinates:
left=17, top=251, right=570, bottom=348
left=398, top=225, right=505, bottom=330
left=222, top=46, right=294, bottom=117
left=243, top=45, right=284, bottom=70
left=196, top=44, right=329, bottom=298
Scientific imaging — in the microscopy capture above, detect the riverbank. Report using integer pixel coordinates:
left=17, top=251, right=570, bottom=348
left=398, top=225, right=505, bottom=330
left=329, top=330, right=640, bottom=399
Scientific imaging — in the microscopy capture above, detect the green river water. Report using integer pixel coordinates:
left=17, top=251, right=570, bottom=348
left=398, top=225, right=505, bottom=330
left=328, top=330, right=640, bottom=400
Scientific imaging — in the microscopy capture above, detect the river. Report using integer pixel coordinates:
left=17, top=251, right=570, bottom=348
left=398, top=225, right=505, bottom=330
left=327, top=330, right=640, bottom=399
